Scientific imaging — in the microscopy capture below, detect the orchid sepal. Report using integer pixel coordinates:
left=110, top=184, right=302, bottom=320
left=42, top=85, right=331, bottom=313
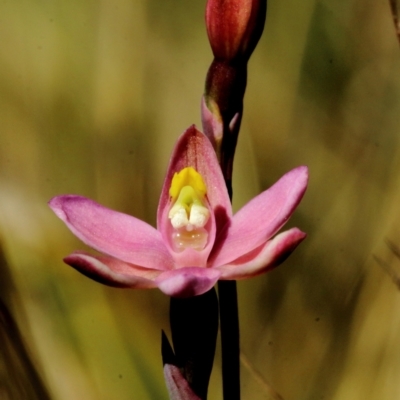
left=63, top=251, right=159, bottom=289
left=216, top=228, right=307, bottom=280
left=208, top=165, right=309, bottom=267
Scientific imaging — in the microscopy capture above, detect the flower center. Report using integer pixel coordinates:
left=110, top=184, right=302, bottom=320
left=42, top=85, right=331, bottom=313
left=168, top=167, right=210, bottom=252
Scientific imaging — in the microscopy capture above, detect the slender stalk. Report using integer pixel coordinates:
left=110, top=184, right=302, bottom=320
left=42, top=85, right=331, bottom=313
left=218, top=152, right=240, bottom=400
left=218, top=280, right=240, bottom=400
left=214, top=142, right=243, bottom=396
left=203, top=2, right=267, bottom=397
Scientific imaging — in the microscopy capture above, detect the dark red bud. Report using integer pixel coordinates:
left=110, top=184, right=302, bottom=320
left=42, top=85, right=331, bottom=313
left=205, top=0, right=266, bottom=61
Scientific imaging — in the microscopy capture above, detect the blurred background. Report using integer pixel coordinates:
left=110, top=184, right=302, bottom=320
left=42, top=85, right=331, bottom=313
left=1, top=0, right=400, bottom=399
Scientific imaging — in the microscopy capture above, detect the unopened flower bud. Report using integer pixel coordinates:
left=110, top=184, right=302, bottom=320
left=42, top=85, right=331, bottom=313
left=205, top=0, right=266, bottom=62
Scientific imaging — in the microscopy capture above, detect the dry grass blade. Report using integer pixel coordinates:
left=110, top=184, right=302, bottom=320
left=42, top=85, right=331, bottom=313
left=389, top=0, right=400, bottom=44
left=240, top=352, right=284, bottom=400
left=374, top=239, right=400, bottom=290
left=0, top=300, right=52, bottom=400
left=0, top=241, right=52, bottom=400
left=385, top=239, right=400, bottom=259
left=373, top=254, right=400, bottom=290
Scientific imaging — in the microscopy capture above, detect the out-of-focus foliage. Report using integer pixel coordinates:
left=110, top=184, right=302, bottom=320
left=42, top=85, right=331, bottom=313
left=1, top=0, right=400, bottom=399
left=389, top=0, right=400, bottom=44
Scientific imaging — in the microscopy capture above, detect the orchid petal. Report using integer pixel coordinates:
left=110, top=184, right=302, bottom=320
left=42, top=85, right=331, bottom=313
left=163, top=364, right=201, bottom=400
left=217, top=228, right=306, bottom=279
left=49, top=195, right=174, bottom=270
left=64, top=251, right=159, bottom=288
left=155, top=267, right=221, bottom=298
left=157, top=126, right=232, bottom=235
left=209, top=166, right=308, bottom=267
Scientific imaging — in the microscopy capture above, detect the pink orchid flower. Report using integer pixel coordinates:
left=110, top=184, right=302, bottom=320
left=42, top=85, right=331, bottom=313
left=49, top=126, right=308, bottom=298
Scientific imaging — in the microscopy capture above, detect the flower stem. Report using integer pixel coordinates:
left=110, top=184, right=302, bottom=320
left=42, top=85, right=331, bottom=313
left=217, top=121, right=241, bottom=400
left=169, top=289, right=219, bottom=399
left=218, top=280, right=240, bottom=400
